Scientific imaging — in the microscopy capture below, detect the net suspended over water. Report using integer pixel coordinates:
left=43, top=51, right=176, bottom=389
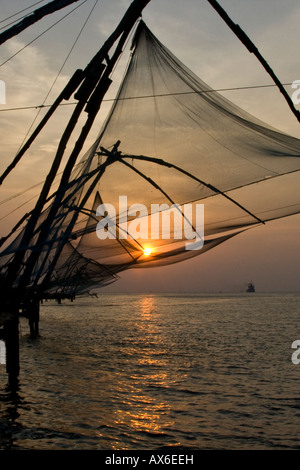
left=1, top=20, right=300, bottom=297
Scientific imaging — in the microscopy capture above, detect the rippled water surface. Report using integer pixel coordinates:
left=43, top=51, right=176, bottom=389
left=1, top=293, right=300, bottom=450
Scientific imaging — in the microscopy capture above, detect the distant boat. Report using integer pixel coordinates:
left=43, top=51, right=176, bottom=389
left=246, top=282, right=255, bottom=293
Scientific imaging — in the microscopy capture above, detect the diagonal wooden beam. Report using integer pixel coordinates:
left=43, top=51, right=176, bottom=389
left=0, top=0, right=82, bottom=46
left=206, top=0, right=300, bottom=124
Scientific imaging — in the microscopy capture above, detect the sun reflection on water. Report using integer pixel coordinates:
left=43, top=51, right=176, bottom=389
left=98, top=295, right=179, bottom=449
left=140, top=295, right=156, bottom=317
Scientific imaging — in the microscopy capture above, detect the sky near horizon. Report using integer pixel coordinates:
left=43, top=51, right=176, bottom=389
left=0, top=0, right=300, bottom=293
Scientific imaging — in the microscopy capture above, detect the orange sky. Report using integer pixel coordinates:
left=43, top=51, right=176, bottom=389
left=0, top=0, right=300, bottom=293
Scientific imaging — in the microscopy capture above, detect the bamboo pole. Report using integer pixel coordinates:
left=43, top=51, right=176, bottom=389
left=206, top=0, right=300, bottom=124
left=0, top=0, right=82, bottom=46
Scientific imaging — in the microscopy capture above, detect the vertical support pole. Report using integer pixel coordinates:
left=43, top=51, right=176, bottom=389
left=27, top=296, right=40, bottom=339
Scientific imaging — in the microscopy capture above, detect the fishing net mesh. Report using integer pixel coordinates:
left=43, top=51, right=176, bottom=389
left=1, top=20, right=300, bottom=296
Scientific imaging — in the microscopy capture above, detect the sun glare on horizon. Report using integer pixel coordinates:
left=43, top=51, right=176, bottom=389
left=143, top=247, right=152, bottom=256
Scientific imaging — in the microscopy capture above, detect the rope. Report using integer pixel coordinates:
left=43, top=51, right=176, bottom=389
left=15, top=0, right=99, bottom=154
left=0, top=0, right=46, bottom=26
left=0, top=82, right=296, bottom=112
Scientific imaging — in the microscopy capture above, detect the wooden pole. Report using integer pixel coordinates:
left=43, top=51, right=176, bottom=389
left=0, top=0, right=82, bottom=46
left=206, top=0, right=300, bottom=124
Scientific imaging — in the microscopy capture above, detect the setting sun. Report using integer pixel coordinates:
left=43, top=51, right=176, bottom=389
left=143, top=247, right=152, bottom=256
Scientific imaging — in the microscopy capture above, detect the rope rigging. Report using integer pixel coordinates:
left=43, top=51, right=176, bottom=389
left=0, top=82, right=296, bottom=113
left=14, top=0, right=99, bottom=161
left=0, top=1, right=47, bottom=28
left=0, top=0, right=88, bottom=68
left=0, top=0, right=83, bottom=45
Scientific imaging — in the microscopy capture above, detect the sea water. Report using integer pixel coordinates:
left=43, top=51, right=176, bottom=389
left=0, top=292, right=300, bottom=450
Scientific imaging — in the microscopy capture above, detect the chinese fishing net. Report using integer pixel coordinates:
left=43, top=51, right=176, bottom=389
left=1, top=20, right=300, bottom=297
